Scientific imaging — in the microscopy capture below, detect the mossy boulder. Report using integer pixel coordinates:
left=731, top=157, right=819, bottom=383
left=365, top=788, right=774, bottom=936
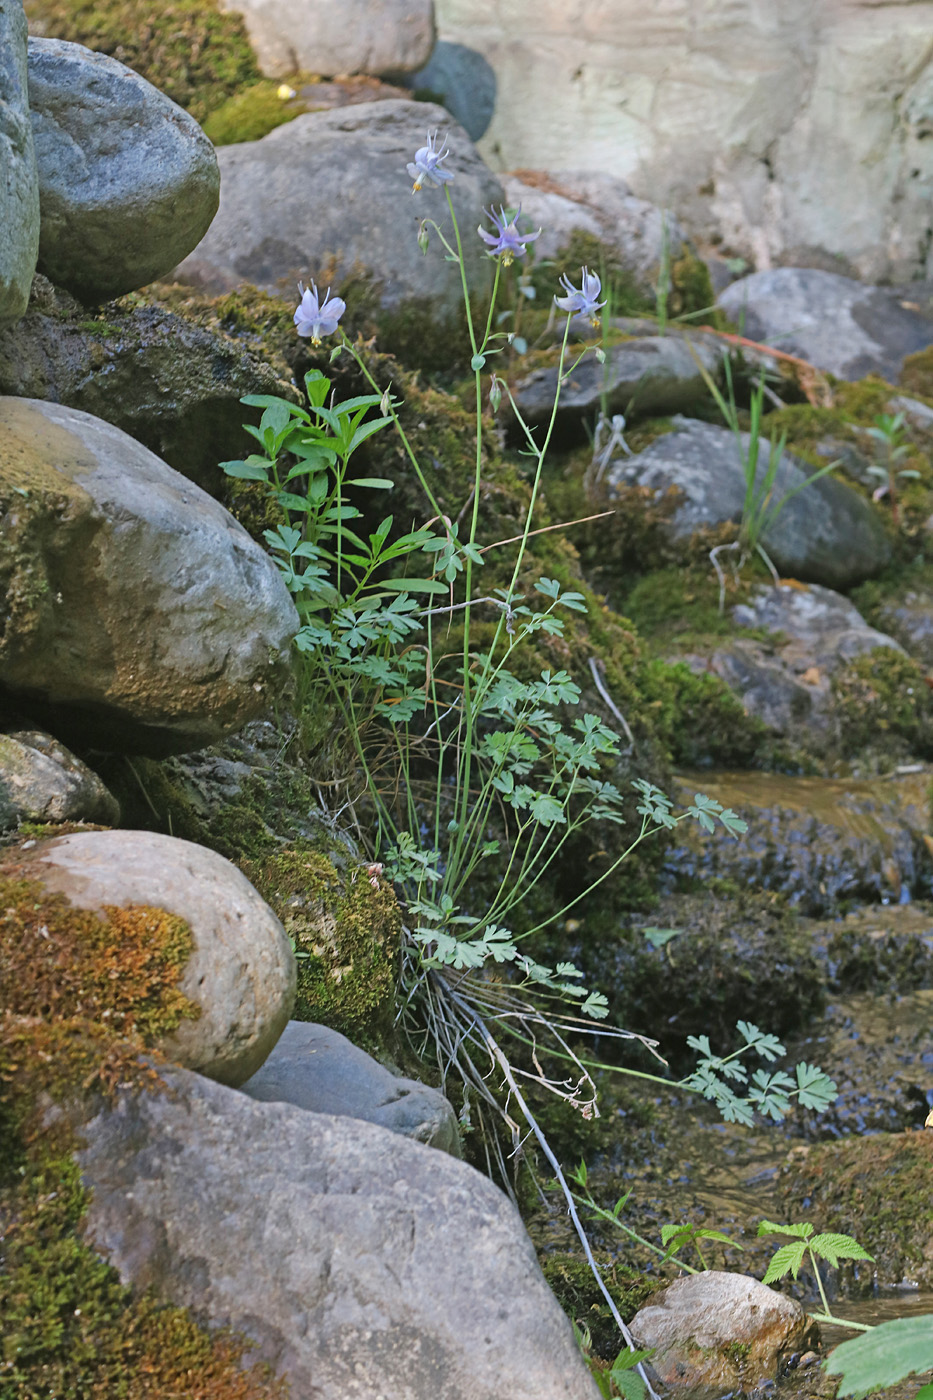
left=241, top=848, right=401, bottom=1045
left=24, top=0, right=262, bottom=124
left=0, top=839, right=292, bottom=1400
left=780, top=1131, right=933, bottom=1291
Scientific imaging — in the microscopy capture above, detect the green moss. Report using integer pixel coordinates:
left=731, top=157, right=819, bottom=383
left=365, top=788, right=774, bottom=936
left=669, top=250, right=719, bottom=323
left=639, top=657, right=768, bottom=768
left=539, top=1252, right=662, bottom=1360
left=24, top=0, right=262, bottom=124
left=780, top=1131, right=933, bottom=1291
left=892, top=347, right=933, bottom=403
left=201, top=81, right=307, bottom=145
left=0, top=844, right=285, bottom=1399
left=241, top=848, right=401, bottom=1044
left=831, top=646, right=933, bottom=761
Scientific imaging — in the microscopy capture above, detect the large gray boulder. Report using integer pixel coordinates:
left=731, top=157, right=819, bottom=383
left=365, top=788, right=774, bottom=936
left=77, top=1065, right=600, bottom=1400
left=15, top=829, right=296, bottom=1085
left=630, top=1271, right=817, bottom=1391
left=512, top=334, right=723, bottom=429
left=0, top=397, right=299, bottom=755
left=717, top=268, right=933, bottom=382
left=217, top=0, right=435, bottom=79
left=176, top=100, right=504, bottom=325
left=0, top=0, right=39, bottom=325
left=0, top=728, right=119, bottom=828
left=241, top=1019, right=462, bottom=1156
left=604, top=417, right=890, bottom=589
left=27, top=38, right=220, bottom=302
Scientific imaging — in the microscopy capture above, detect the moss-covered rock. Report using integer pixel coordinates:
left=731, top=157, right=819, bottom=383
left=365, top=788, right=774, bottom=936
left=539, top=1252, right=663, bottom=1361
left=831, top=646, right=933, bottom=762
left=0, top=844, right=281, bottom=1398
left=780, top=1131, right=933, bottom=1292
left=24, top=0, right=262, bottom=124
left=201, top=79, right=306, bottom=144
left=240, top=848, right=401, bottom=1044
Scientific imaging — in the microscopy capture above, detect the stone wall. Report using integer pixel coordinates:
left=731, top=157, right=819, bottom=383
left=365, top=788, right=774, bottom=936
left=431, top=0, right=933, bottom=282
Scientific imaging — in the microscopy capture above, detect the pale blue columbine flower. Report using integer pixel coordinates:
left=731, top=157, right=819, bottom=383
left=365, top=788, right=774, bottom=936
left=294, top=281, right=346, bottom=344
left=477, top=205, right=541, bottom=266
left=554, top=266, right=606, bottom=325
left=407, top=130, right=453, bottom=192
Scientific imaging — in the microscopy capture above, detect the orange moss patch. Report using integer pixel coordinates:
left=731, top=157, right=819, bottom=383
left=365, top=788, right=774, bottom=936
left=0, top=849, right=284, bottom=1400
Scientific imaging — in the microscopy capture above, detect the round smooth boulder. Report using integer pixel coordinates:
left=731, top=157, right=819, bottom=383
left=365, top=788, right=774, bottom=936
left=27, top=37, right=220, bottom=302
left=0, top=397, right=299, bottom=755
left=717, top=269, right=933, bottom=383
left=175, top=100, right=504, bottom=326
left=630, top=1271, right=818, bottom=1390
left=216, top=0, right=435, bottom=79
left=15, top=829, right=296, bottom=1085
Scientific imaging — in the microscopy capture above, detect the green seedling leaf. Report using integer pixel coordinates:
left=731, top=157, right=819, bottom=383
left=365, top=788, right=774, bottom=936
left=761, top=1240, right=808, bottom=1284
left=825, top=1316, right=933, bottom=1395
left=641, top=926, right=682, bottom=950
left=807, top=1233, right=874, bottom=1268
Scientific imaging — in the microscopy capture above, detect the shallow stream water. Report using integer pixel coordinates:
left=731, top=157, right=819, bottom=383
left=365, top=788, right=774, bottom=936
left=534, top=770, right=933, bottom=1396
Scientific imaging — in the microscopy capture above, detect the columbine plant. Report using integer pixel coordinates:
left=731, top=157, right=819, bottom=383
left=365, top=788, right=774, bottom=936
left=223, top=130, right=836, bottom=1398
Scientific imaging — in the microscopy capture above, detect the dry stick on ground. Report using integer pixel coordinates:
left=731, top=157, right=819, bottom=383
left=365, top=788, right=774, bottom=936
left=691, top=326, right=835, bottom=407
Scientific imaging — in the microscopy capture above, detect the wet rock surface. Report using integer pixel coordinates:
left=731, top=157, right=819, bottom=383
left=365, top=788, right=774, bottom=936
left=241, top=1019, right=462, bottom=1156
left=664, top=769, right=932, bottom=915
left=0, top=396, right=298, bottom=754
left=0, top=0, right=39, bottom=326
left=0, top=727, right=119, bottom=827
left=77, top=1064, right=600, bottom=1400
left=27, top=38, right=220, bottom=302
left=603, top=418, right=891, bottom=590
left=781, top=1129, right=933, bottom=1291
left=11, top=828, right=296, bottom=1084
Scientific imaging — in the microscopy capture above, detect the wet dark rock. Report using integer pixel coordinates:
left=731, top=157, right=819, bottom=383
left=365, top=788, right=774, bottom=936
left=575, top=891, right=824, bottom=1056
left=663, top=770, right=932, bottom=916
left=717, top=269, right=933, bottom=382
left=784, top=991, right=933, bottom=1140
left=780, top=1128, right=933, bottom=1288
left=76, top=1064, right=600, bottom=1400
left=241, top=1020, right=461, bottom=1156
left=603, top=418, right=890, bottom=590
left=0, top=727, right=119, bottom=828
left=28, top=38, right=220, bottom=302
left=0, top=276, right=297, bottom=492
left=810, top=904, right=933, bottom=996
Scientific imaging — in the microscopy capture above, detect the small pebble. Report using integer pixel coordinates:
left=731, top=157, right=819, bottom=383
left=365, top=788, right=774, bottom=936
left=799, top=1351, right=820, bottom=1368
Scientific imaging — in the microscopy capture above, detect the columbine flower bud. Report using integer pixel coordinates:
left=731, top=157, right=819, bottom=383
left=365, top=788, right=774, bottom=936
left=489, top=376, right=503, bottom=414
left=417, top=219, right=430, bottom=255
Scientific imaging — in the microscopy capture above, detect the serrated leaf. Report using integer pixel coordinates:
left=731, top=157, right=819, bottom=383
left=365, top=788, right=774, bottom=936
left=758, top=1220, right=814, bottom=1240
left=761, top=1240, right=808, bottom=1284
left=809, top=1233, right=873, bottom=1267
left=825, top=1316, right=933, bottom=1395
